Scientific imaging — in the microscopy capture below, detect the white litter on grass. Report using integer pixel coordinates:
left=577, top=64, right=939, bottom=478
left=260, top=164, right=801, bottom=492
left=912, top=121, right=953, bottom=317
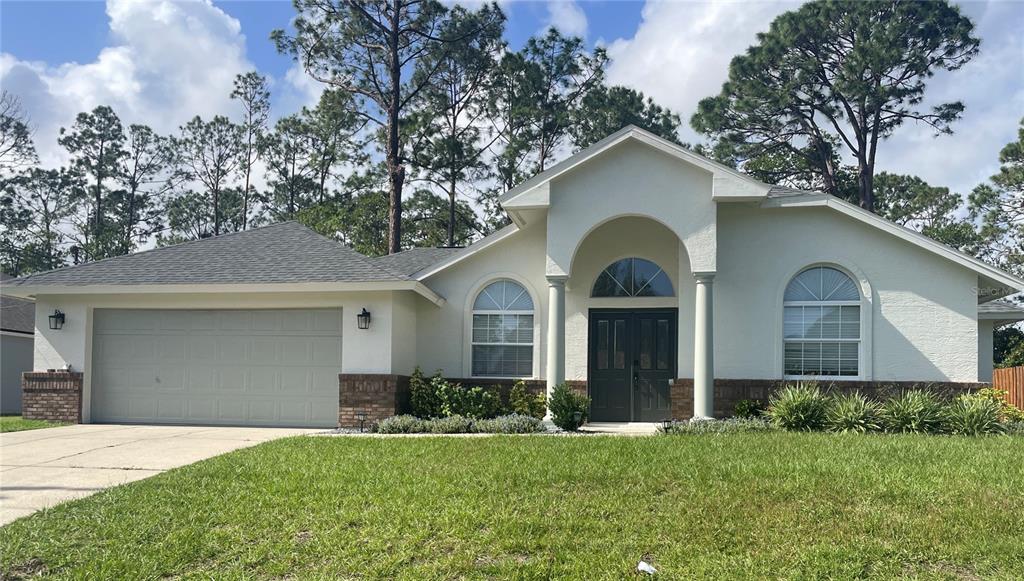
left=638, top=560, right=657, bottom=575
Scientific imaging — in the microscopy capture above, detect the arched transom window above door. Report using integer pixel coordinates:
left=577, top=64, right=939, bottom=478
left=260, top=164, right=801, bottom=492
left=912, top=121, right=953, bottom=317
left=592, top=258, right=674, bottom=298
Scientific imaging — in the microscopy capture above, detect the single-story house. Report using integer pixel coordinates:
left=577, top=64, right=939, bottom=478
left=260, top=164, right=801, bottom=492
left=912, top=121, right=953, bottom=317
left=1, top=273, right=35, bottom=414
left=5, top=126, right=1024, bottom=427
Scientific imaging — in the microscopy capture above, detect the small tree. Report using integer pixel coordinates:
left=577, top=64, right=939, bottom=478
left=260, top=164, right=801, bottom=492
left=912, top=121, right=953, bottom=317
left=230, top=72, right=271, bottom=230
left=970, top=118, right=1024, bottom=276
left=174, top=115, right=244, bottom=237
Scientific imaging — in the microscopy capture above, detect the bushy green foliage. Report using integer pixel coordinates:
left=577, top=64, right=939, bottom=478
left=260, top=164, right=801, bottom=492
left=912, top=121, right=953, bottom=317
left=734, top=399, right=765, bottom=419
left=375, top=415, right=424, bottom=434
left=767, top=383, right=829, bottom=431
left=975, top=387, right=1024, bottom=422
left=438, top=384, right=501, bottom=419
left=548, top=383, right=590, bottom=431
left=409, top=367, right=443, bottom=418
left=881, top=390, right=946, bottom=434
left=473, top=414, right=546, bottom=434
left=509, top=381, right=547, bottom=419
left=660, top=418, right=774, bottom=435
left=408, top=367, right=501, bottom=419
left=943, top=394, right=1005, bottom=436
left=1006, top=421, right=1024, bottom=436
left=826, top=392, right=882, bottom=433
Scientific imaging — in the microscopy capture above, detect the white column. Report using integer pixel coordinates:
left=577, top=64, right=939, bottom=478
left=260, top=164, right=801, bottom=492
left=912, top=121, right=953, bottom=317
left=546, top=276, right=567, bottom=402
left=693, top=273, right=715, bottom=419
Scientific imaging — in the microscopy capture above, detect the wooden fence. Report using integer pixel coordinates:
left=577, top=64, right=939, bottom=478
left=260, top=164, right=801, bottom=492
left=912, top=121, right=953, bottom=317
left=991, top=366, right=1024, bottom=409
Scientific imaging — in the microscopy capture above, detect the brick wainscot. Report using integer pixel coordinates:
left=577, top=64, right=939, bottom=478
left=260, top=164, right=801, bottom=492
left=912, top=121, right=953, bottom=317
left=22, top=371, right=83, bottom=423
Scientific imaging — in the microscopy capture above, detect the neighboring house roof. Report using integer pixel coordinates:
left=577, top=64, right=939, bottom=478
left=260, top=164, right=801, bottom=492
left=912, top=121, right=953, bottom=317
left=5, top=222, right=404, bottom=288
left=372, top=247, right=463, bottom=277
left=978, top=300, right=1024, bottom=326
left=0, top=273, right=34, bottom=334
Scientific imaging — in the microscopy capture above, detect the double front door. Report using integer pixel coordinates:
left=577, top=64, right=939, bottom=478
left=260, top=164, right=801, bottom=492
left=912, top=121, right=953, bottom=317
left=588, top=309, right=677, bottom=422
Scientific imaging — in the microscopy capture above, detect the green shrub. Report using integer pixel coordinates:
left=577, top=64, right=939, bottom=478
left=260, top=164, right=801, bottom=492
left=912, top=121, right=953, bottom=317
left=881, top=389, right=946, bottom=433
left=826, top=392, right=882, bottom=433
left=375, top=415, right=424, bottom=434
left=409, top=369, right=502, bottom=419
left=409, top=367, right=443, bottom=418
left=548, top=383, right=590, bottom=431
left=439, top=384, right=501, bottom=419
left=509, top=381, right=547, bottom=419
left=975, top=387, right=1024, bottom=422
left=767, top=382, right=829, bottom=431
left=660, top=417, right=774, bottom=434
left=473, top=414, right=546, bottom=434
left=424, top=415, right=474, bottom=434
left=943, top=394, right=1005, bottom=436
left=734, top=399, right=765, bottom=419
left=1006, top=421, right=1024, bottom=436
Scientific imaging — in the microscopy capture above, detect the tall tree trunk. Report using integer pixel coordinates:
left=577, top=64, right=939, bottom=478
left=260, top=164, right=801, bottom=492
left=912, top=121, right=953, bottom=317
left=448, top=175, right=457, bottom=247
left=386, top=1, right=403, bottom=255
left=213, top=186, right=221, bottom=236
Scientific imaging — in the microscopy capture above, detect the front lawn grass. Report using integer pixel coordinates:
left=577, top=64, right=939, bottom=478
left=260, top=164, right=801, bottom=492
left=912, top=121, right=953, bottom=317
left=2, top=433, right=1022, bottom=579
left=0, top=415, right=68, bottom=433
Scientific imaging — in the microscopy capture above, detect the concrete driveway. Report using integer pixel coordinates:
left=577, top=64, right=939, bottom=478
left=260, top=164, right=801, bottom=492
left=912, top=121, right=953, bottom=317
left=0, top=424, right=321, bottom=526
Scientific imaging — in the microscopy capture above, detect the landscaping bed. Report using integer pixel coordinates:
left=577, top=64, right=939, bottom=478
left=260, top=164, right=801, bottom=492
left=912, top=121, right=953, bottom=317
left=2, top=434, right=1022, bottom=579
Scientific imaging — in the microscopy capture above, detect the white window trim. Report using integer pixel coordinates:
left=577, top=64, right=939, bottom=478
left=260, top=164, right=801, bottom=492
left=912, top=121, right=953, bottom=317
left=776, top=263, right=873, bottom=381
left=463, top=274, right=542, bottom=380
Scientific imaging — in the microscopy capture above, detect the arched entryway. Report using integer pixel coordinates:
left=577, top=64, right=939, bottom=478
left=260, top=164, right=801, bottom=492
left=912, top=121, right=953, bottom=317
left=565, top=217, right=691, bottom=422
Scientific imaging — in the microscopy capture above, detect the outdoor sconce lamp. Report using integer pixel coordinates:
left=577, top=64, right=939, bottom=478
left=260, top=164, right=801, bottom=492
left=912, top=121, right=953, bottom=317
left=48, top=309, right=65, bottom=330
left=661, top=419, right=674, bottom=432
left=357, top=308, right=372, bottom=330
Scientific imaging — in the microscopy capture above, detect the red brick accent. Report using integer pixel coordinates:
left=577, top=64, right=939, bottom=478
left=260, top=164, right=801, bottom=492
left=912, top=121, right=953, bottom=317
left=670, top=378, right=984, bottom=420
left=22, top=371, right=83, bottom=423
left=338, top=374, right=410, bottom=428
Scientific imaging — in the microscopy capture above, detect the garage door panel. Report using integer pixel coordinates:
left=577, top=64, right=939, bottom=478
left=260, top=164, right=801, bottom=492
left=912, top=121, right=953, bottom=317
left=93, top=309, right=342, bottom=427
left=217, top=339, right=248, bottom=363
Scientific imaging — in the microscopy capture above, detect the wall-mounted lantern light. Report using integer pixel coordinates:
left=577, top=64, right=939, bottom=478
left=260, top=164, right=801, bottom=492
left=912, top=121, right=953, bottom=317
left=357, top=308, right=372, bottom=330
left=48, top=309, right=65, bottom=330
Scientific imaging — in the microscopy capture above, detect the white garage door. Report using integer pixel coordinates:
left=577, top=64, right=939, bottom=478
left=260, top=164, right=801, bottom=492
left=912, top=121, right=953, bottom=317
left=91, top=309, right=342, bottom=427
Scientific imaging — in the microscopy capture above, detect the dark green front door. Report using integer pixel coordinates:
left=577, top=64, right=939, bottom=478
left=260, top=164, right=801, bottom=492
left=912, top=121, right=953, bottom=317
left=588, top=309, right=677, bottom=422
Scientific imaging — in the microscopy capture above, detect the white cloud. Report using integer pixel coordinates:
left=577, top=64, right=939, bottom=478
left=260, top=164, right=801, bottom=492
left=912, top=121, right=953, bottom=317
left=0, top=0, right=272, bottom=168
left=545, top=0, right=588, bottom=38
left=604, top=0, right=1024, bottom=197
left=605, top=0, right=799, bottom=144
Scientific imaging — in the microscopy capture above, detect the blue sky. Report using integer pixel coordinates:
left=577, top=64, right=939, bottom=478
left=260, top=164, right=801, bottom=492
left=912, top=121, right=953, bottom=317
left=1, top=0, right=1021, bottom=199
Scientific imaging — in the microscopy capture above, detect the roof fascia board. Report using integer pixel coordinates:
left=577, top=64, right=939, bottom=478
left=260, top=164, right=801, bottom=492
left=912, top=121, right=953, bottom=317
left=2, top=280, right=446, bottom=305
left=763, top=194, right=1024, bottom=292
left=414, top=224, right=520, bottom=281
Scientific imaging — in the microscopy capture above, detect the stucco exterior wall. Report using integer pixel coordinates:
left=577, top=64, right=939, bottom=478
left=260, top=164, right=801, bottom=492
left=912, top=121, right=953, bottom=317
left=717, top=204, right=979, bottom=382
left=31, top=291, right=406, bottom=422
left=978, top=320, right=994, bottom=382
left=417, top=222, right=549, bottom=377
left=545, top=139, right=717, bottom=276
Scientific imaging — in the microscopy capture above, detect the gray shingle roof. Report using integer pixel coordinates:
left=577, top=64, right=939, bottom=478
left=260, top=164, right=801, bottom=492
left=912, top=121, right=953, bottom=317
left=372, top=247, right=462, bottom=277
left=5, top=222, right=405, bottom=287
left=1, top=273, right=34, bottom=333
